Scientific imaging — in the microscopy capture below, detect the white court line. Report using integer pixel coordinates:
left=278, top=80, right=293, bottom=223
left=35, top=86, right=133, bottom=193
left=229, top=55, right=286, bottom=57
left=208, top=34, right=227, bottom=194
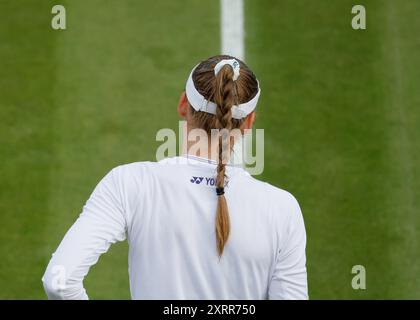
left=220, top=0, right=245, bottom=60
left=220, top=0, right=246, bottom=166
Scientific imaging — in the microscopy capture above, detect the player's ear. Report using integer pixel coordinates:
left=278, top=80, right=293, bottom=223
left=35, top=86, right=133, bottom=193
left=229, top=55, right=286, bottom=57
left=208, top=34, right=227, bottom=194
left=241, top=111, right=256, bottom=131
left=178, top=92, right=189, bottom=119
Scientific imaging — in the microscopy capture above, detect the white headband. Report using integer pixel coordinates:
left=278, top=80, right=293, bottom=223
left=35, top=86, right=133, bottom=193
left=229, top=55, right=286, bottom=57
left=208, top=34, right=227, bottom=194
left=185, top=60, right=261, bottom=120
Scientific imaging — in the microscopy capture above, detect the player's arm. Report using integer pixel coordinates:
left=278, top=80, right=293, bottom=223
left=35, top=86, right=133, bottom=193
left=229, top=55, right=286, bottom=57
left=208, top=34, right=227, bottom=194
left=42, top=168, right=127, bottom=300
left=268, top=194, right=308, bottom=300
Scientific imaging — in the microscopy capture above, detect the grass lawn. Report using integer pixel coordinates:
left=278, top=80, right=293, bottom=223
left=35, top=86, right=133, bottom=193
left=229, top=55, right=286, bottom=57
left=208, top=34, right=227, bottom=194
left=0, top=0, right=419, bottom=299
left=247, top=0, right=420, bottom=298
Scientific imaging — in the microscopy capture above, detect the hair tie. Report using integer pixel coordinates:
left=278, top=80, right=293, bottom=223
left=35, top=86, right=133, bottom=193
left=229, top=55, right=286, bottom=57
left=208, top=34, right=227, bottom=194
left=216, top=187, right=225, bottom=196
left=214, top=59, right=240, bottom=81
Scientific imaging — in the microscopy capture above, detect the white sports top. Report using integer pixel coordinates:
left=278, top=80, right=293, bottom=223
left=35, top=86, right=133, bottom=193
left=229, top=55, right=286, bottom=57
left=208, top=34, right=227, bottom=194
left=42, top=155, right=308, bottom=300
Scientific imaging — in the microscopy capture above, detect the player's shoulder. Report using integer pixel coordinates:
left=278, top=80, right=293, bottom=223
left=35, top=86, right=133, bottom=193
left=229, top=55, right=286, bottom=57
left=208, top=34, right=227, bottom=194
left=243, top=174, right=301, bottom=214
left=241, top=173, right=295, bottom=198
left=109, top=160, right=160, bottom=179
left=108, top=159, right=187, bottom=184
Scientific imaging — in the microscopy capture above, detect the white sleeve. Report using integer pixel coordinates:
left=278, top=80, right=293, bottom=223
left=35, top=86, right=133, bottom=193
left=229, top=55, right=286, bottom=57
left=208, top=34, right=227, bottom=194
left=42, top=168, right=127, bottom=300
left=268, top=195, right=308, bottom=300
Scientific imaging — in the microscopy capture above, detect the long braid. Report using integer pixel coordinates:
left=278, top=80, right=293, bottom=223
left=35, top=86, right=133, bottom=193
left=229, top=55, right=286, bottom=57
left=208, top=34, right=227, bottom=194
left=214, top=65, right=235, bottom=257
left=189, top=55, right=259, bottom=257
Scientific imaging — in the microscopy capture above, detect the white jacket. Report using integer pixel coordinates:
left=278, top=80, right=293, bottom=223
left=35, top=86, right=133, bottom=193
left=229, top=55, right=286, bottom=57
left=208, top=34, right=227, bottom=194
left=42, top=155, right=308, bottom=299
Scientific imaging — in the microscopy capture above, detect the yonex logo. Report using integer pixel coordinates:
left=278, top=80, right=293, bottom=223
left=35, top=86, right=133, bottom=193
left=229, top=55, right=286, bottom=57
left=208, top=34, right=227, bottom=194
left=190, top=176, right=204, bottom=184
left=190, top=176, right=216, bottom=186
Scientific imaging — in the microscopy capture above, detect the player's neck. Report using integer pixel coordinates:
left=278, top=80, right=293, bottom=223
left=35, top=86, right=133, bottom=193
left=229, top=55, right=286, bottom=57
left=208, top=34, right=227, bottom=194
left=181, top=135, right=220, bottom=162
left=180, top=122, right=240, bottom=163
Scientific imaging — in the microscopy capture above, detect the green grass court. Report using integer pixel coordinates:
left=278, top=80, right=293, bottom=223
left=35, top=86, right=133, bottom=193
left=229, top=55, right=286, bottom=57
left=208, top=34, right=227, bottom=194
left=1, top=0, right=419, bottom=299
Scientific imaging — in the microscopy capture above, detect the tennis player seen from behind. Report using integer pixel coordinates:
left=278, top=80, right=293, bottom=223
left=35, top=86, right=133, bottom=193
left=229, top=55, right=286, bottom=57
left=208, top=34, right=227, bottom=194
left=42, top=55, right=308, bottom=300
